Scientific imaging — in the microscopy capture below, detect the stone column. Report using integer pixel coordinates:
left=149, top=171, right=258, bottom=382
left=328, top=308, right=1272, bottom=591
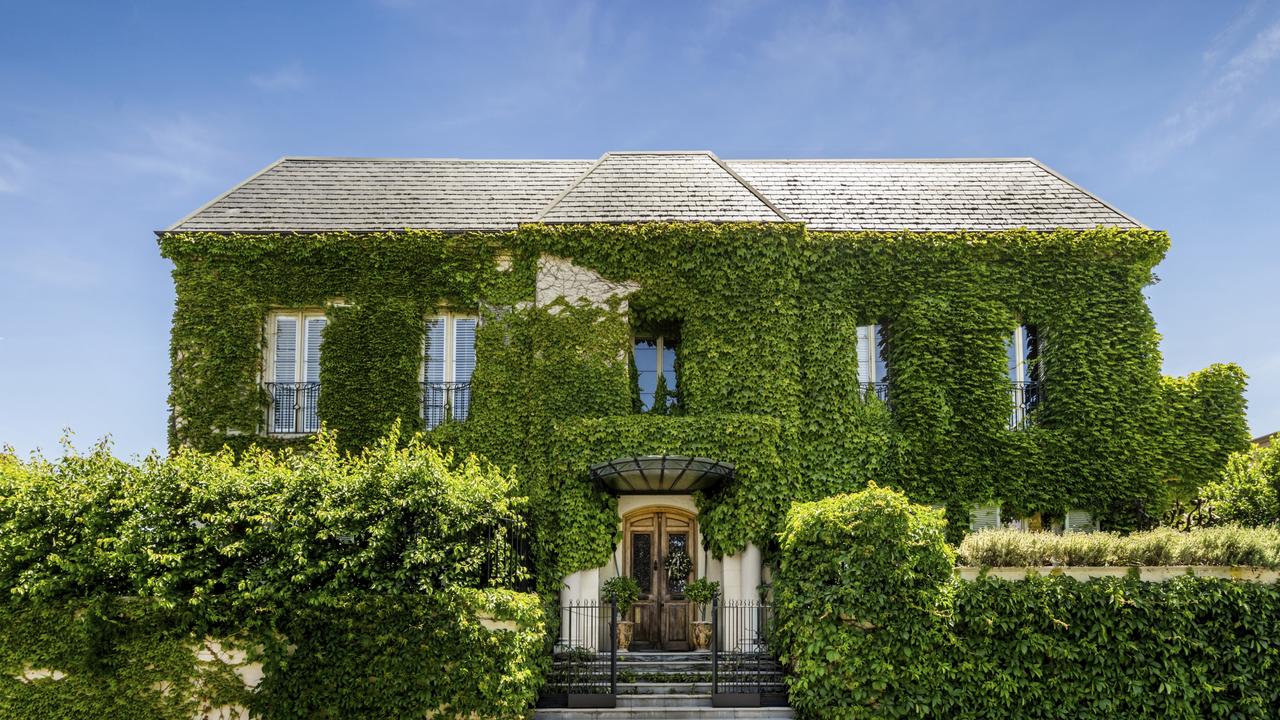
left=740, top=543, right=763, bottom=651
left=579, top=567, right=601, bottom=651
left=558, top=570, right=583, bottom=650
left=720, top=553, right=743, bottom=649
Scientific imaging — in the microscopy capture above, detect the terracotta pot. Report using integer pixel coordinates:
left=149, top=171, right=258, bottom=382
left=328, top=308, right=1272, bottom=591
left=692, top=621, right=713, bottom=651
left=615, top=620, right=634, bottom=651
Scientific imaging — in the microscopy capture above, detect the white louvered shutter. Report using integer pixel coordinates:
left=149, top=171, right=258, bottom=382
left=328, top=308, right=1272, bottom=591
left=1064, top=509, right=1097, bottom=534
left=423, top=318, right=446, bottom=428
left=856, top=324, right=873, bottom=384
left=452, top=318, right=477, bottom=421
left=302, top=316, right=325, bottom=432
left=272, top=316, right=298, bottom=433
left=969, top=505, right=1001, bottom=532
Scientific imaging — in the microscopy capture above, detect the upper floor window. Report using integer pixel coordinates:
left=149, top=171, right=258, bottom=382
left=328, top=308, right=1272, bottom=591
left=856, top=322, right=890, bottom=403
left=423, top=314, right=477, bottom=428
left=266, top=310, right=326, bottom=435
left=1007, top=324, right=1041, bottom=428
left=633, top=334, right=679, bottom=412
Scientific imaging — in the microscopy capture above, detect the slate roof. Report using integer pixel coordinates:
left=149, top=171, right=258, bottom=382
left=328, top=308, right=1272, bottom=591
left=165, top=152, right=1142, bottom=233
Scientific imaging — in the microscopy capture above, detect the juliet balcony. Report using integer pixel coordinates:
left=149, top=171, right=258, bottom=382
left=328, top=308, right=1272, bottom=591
left=423, top=381, right=472, bottom=429
left=265, top=381, right=321, bottom=435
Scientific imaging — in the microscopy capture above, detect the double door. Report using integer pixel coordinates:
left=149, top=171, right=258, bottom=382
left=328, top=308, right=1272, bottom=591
left=624, top=508, right=695, bottom=651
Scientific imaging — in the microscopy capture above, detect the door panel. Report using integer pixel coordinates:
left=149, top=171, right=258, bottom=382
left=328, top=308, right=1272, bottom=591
left=623, top=508, right=696, bottom=651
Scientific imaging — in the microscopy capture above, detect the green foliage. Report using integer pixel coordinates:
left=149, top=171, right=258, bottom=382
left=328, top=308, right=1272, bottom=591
left=951, top=575, right=1280, bottom=718
left=600, top=576, right=641, bottom=616
left=777, top=487, right=1280, bottom=719
left=1159, top=364, right=1252, bottom=503
left=1199, top=443, right=1280, bottom=527
left=957, top=526, right=1280, bottom=568
left=161, top=223, right=1247, bottom=574
left=773, top=486, right=955, bottom=719
left=0, top=434, right=542, bottom=719
left=683, top=578, right=719, bottom=621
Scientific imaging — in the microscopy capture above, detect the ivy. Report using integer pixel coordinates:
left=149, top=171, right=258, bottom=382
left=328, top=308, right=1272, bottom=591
left=161, top=223, right=1248, bottom=575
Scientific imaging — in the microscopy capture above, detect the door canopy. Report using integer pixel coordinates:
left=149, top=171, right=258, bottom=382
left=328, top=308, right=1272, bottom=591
left=588, top=455, right=735, bottom=496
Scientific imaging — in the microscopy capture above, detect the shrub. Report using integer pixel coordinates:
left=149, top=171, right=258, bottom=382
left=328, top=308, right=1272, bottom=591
left=774, top=485, right=954, bottom=719
left=957, top=526, right=1280, bottom=568
left=684, top=578, right=719, bottom=621
left=1200, top=443, right=1280, bottom=526
left=0, top=431, right=543, bottom=719
left=601, top=575, right=641, bottom=616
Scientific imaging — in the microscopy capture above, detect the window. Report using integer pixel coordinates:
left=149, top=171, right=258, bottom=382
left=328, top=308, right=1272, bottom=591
left=856, top=322, right=890, bottom=402
left=1007, top=324, right=1041, bottom=428
left=423, top=314, right=477, bottom=428
left=633, top=334, right=679, bottom=412
left=266, top=311, right=326, bottom=434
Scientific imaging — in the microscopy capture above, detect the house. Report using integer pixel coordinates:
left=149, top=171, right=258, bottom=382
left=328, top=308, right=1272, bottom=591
left=158, top=151, right=1247, bottom=659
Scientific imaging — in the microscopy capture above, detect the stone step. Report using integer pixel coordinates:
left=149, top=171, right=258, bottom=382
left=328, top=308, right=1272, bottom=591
left=616, top=694, right=710, bottom=708
left=534, top=709, right=795, bottom=720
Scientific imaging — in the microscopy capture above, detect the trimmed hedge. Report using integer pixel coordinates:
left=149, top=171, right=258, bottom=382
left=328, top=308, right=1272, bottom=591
left=0, top=433, right=543, bottom=719
left=957, top=526, right=1280, bottom=569
left=776, top=488, right=1280, bottom=719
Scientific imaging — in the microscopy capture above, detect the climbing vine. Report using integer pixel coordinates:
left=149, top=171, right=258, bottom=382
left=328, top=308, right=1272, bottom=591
left=161, top=223, right=1248, bottom=579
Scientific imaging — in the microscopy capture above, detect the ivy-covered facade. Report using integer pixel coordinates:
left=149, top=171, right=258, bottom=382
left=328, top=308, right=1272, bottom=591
left=160, top=153, right=1249, bottom=649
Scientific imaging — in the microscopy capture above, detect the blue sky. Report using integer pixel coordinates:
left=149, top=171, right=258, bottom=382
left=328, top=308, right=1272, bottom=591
left=1, top=0, right=1278, bottom=457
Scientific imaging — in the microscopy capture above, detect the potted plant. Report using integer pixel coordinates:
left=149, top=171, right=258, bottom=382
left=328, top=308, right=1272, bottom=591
left=601, top=575, right=641, bottom=652
left=684, top=577, right=719, bottom=651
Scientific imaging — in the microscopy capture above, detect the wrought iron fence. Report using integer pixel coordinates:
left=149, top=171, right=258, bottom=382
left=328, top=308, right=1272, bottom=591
left=712, top=597, right=786, bottom=706
left=859, top=380, right=890, bottom=406
left=422, top=381, right=471, bottom=429
left=1009, top=380, right=1041, bottom=429
left=474, top=516, right=534, bottom=592
left=264, top=381, right=321, bottom=434
left=540, top=599, right=617, bottom=708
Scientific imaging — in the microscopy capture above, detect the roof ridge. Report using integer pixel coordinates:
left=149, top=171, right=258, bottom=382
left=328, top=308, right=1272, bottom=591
left=279, top=156, right=594, bottom=163
left=725, top=157, right=1037, bottom=163
left=707, top=153, right=790, bottom=222
left=1027, top=158, right=1146, bottom=229
left=533, top=153, right=610, bottom=222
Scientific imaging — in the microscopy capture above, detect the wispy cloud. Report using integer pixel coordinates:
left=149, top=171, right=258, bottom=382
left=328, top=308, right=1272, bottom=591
left=0, top=138, right=35, bottom=194
left=102, top=116, right=232, bottom=189
left=1133, top=13, right=1280, bottom=170
left=249, top=62, right=309, bottom=91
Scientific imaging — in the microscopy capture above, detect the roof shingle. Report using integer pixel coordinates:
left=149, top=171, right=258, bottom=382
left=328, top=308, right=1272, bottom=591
left=166, top=152, right=1141, bottom=233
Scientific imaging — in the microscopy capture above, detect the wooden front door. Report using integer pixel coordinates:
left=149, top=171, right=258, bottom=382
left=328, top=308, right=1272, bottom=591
left=624, top=508, right=695, bottom=651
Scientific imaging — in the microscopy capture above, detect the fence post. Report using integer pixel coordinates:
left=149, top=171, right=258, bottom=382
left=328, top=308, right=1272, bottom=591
left=711, top=590, right=719, bottom=694
left=609, top=600, right=618, bottom=696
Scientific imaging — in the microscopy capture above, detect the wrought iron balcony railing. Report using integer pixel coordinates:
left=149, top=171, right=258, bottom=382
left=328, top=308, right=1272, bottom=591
left=859, top=380, right=890, bottom=405
left=264, top=381, right=321, bottom=435
left=422, top=381, right=472, bottom=429
left=1009, top=380, right=1041, bottom=429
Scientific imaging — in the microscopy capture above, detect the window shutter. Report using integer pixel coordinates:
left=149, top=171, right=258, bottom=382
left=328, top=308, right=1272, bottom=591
left=453, top=318, right=477, bottom=384
left=274, top=316, right=298, bottom=384
left=856, top=324, right=872, bottom=384
left=452, top=318, right=477, bottom=421
left=272, top=316, right=298, bottom=433
left=304, top=317, right=325, bottom=383
left=423, top=318, right=446, bottom=383
left=1064, top=509, right=1097, bottom=534
left=302, top=316, right=325, bottom=432
left=969, top=504, right=1001, bottom=532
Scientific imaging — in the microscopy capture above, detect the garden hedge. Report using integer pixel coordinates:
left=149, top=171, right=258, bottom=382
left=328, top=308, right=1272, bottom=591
left=0, top=433, right=543, bottom=719
left=775, top=488, right=1280, bottom=719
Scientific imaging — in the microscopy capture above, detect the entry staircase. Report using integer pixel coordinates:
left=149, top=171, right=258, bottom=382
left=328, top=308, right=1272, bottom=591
left=536, top=650, right=792, bottom=719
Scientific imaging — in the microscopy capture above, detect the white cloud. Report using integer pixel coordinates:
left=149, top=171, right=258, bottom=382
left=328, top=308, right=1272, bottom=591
left=1133, top=15, right=1280, bottom=169
left=0, top=138, right=34, bottom=194
left=249, top=62, right=309, bottom=92
left=102, top=116, right=231, bottom=189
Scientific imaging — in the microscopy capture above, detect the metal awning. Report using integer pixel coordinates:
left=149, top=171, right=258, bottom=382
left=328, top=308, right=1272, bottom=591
left=588, top=455, right=735, bottom=496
